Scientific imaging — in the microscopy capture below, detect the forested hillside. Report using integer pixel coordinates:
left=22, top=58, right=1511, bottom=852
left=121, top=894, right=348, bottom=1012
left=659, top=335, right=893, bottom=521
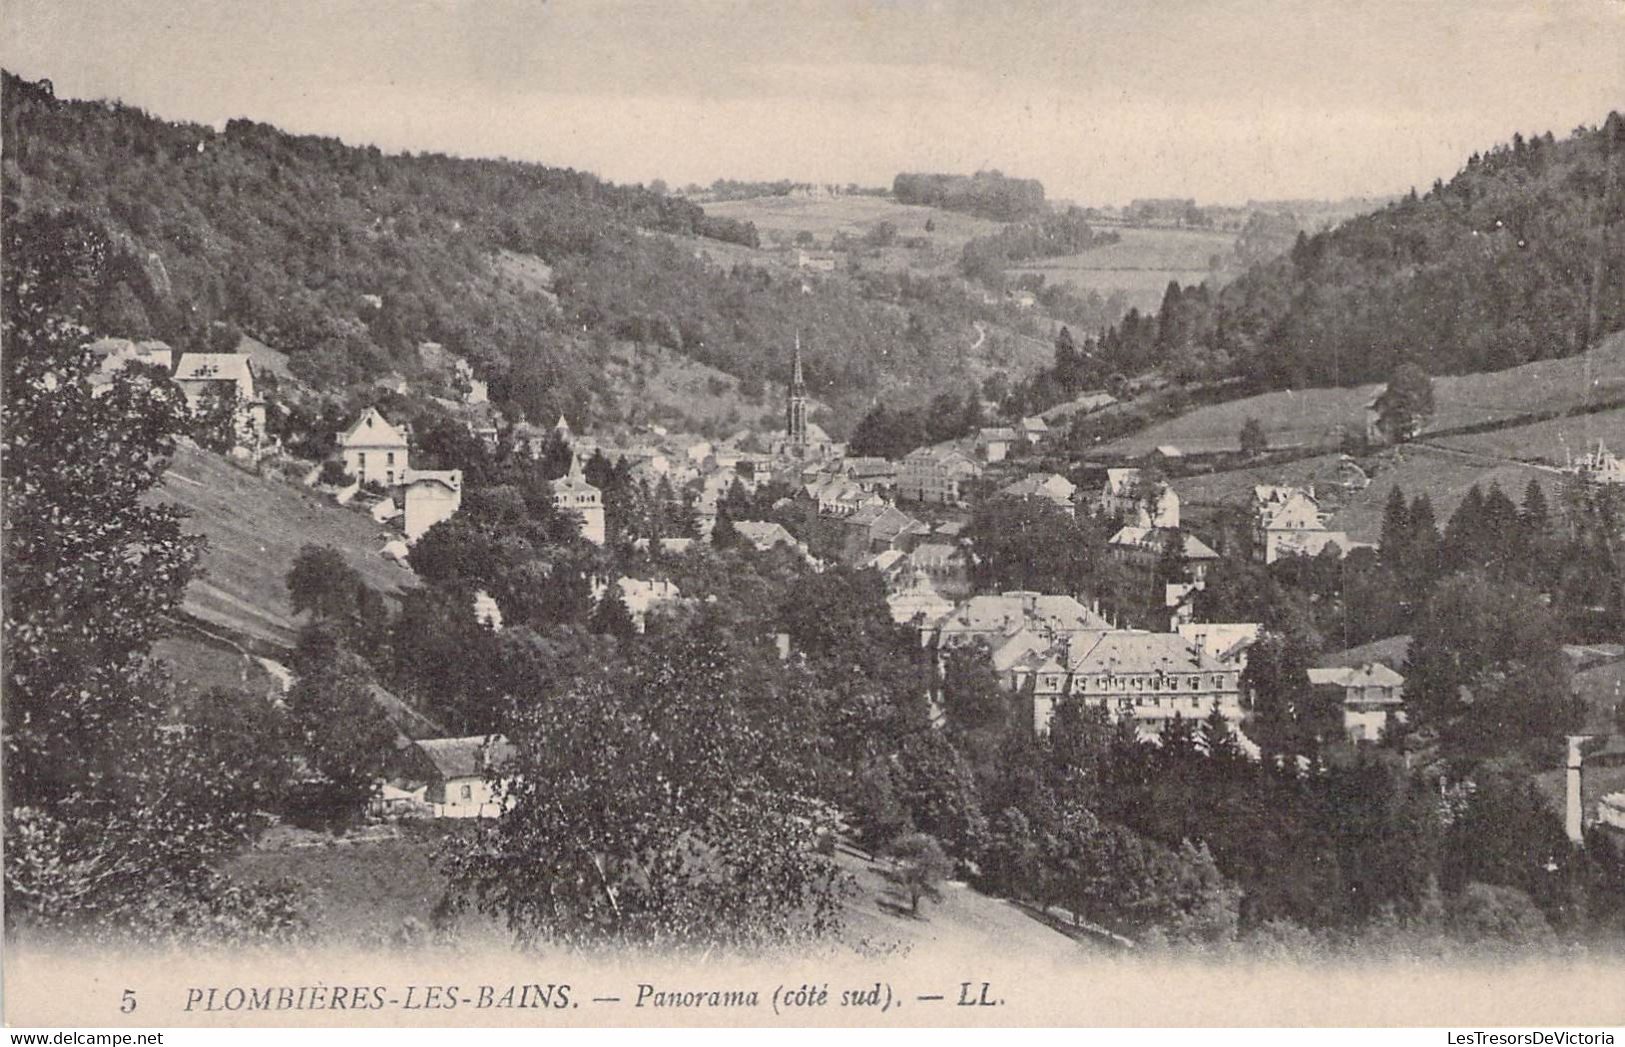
left=0, top=72, right=1001, bottom=431
left=1033, top=115, right=1625, bottom=406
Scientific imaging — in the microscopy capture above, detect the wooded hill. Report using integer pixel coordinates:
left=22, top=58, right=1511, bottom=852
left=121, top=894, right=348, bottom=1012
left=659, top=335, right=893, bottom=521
left=1044, top=114, right=1625, bottom=401
left=0, top=72, right=1011, bottom=433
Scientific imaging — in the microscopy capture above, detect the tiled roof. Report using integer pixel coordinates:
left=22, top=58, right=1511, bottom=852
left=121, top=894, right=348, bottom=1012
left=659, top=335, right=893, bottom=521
left=417, top=735, right=515, bottom=780
left=1061, top=630, right=1226, bottom=675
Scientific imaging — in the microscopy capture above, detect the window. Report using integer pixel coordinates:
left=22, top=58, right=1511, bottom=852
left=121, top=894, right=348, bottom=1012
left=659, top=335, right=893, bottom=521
left=387, top=452, right=395, bottom=465
left=459, top=784, right=473, bottom=801
left=358, top=452, right=367, bottom=467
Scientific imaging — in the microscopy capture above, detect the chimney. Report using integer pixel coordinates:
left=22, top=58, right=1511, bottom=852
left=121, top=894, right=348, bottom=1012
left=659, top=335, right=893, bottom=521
left=774, top=632, right=791, bottom=661
left=1566, top=735, right=1591, bottom=844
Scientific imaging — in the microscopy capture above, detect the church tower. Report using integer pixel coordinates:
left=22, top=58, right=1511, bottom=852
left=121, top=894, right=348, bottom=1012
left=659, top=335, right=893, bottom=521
left=785, top=334, right=808, bottom=456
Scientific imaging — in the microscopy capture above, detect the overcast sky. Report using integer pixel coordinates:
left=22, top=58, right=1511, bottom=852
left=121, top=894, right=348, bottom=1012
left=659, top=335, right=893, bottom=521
left=6, top=0, right=1623, bottom=204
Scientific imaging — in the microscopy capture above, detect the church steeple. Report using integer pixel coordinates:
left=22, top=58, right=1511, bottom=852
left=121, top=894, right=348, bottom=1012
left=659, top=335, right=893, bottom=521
left=786, top=333, right=808, bottom=454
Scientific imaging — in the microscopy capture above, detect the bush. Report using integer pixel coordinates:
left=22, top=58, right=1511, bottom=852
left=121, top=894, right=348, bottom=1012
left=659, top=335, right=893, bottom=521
left=318, top=459, right=353, bottom=486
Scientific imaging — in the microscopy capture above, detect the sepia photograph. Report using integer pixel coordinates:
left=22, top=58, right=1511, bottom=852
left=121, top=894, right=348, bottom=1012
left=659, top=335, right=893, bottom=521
left=1, top=0, right=1623, bottom=1032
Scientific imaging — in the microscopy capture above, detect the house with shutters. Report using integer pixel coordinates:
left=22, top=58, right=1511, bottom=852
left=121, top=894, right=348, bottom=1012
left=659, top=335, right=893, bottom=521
left=338, top=408, right=410, bottom=488
left=1306, top=663, right=1406, bottom=743
left=1250, top=484, right=1366, bottom=563
left=1004, top=629, right=1243, bottom=736
left=1108, top=525, right=1220, bottom=588
left=897, top=446, right=982, bottom=506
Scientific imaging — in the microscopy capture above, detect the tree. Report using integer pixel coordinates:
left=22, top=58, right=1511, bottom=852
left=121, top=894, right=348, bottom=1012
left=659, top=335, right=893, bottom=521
left=442, top=628, right=847, bottom=950
left=190, top=383, right=242, bottom=454
left=3, top=209, right=295, bottom=939
left=1239, top=417, right=1267, bottom=456
left=1375, top=362, right=1434, bottom=443
left=286, top=544, right=363, bottom=621
left=885, top=832, right=953, bottom=915
left=1242, top=629, right=1316, bottom=758
left=590, top=586, right=638, bottom=640
left=282, top=642, right=398, bottom=828
left=1406, top=571, right=1572, bottom=763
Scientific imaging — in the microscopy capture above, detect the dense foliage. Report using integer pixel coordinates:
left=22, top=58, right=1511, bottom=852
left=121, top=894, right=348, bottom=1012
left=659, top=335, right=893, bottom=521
left=892, top=170, right=1047, bottom=221
left=2, top=72, right=1031, bottom=434
left=1015, top=115, right=1625, bottom=411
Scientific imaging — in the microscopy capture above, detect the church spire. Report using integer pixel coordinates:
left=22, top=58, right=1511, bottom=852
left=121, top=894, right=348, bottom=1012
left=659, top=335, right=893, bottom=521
left=786, top=333, right=808, bottom=454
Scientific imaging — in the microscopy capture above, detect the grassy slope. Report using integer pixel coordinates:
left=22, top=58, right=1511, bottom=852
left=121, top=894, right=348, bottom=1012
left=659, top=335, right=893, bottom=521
left=152, top=444, right=418, bottom=650
left=1174, top=444, right=1573, bottom=544
left=1007, top=225, right=1239, bottom=311
left=1104, top=330, right=1625, bottom=457
left=1432, top=406, right=1625, bottom=463
left=828, top=845, right=1092, bottom=962
left=226, top=830, right=1092, bottom=960
left=225, top=823, right=510, bottom=947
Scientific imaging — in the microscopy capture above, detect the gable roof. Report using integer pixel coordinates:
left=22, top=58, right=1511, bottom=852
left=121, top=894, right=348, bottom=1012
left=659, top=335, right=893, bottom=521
left=416, top=735, right=515, bottom=780
left=1000, top=472, right=1076, bottom=501
left=734, top=520, right=797, bottom=549
left=1109, top=526, right=1218, bottom=559
left=1104, top=468, right=1142, bottom=496
left=340, top=407, right=409, bottom=449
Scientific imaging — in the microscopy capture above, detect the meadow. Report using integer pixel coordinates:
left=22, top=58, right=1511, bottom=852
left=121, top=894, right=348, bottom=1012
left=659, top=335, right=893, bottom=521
left=1006, top=225, right=1239, bottom=311
left=1102, top=331, right=1625, bottom=458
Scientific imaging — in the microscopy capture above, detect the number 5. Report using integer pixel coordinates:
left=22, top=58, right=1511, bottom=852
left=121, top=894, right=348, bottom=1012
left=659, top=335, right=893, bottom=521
left=121, top=989, right=137, bottom=1013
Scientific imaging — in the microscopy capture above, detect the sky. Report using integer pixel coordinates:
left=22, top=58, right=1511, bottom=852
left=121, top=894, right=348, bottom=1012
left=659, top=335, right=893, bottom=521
left=5, top=0, right=1623, bottom=205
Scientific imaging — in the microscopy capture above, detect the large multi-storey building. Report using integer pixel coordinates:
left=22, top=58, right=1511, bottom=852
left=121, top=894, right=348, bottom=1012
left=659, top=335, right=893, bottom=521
left=1004, top=629, right=1243, bottom=736
left=897, top=446, right=982, bottom=505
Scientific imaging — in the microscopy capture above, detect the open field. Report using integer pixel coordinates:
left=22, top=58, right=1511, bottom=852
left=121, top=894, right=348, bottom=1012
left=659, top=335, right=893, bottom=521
left=1173, top=443, right=1573, bottom=544
left=150, top=444, right=418, bottom=650
left=1102, top=330, right=1625, bottom=458
left=704, top=194, right=1002, bottom=256
left=1007, top=226, right=1238, bottom=311
left=1431, top=406, right=1625, bottom=464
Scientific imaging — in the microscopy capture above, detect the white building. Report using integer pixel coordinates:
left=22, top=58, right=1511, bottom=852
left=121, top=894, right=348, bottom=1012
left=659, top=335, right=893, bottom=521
left=339, top=408, right=410, bottom=488
left=415, top=735, right=514, bottom=819
left=402, top=469, right=463, bottom=542
left=551, top=454, right=606, bottom=545
left=1099, top=468, right=1179, bottom=528
left=1307, top=663, right=1406, bottom=743
left=897, top=446, right=982, bottom=506
left=172, top=352, right=266, bottom=452
left=1250, top=484, right=1367, bottom=563
left=1004, top=629, right=1243, bottom=737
